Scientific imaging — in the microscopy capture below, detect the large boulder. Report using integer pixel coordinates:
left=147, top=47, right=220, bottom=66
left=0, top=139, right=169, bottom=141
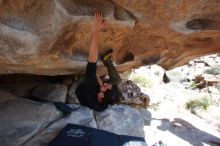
left=95, top=104, right=145, bottom=138
left=24, top=105, right=97, bottom=146
left=25, top=104, right=147, bottom=146
left=0, top=0, right=220, bottom=75
left=0, top=98, right=62, bottom=146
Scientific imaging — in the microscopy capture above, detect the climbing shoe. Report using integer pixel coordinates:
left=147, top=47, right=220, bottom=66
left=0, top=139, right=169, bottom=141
left=101, top=49, right=113, bottom=61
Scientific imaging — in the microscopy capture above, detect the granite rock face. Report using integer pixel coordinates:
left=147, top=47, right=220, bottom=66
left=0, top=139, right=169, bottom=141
left=96, top=104, right=145, bottom=138
left=0, top=0, right=220, bottom=75
left=0, top=101, right=146, bottom=146
left=32, top=84, right=68, bottom=102
left=119, top=80, right=150, bottom=108
left=0, top=89, right=16, bottom=103
left=0, top=98, right=62, bottom=146
left=24, top=105, right=97, bottom=146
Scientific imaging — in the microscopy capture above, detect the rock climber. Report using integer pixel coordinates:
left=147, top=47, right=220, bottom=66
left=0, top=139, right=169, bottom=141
left=75, top=12, right=122, bottom=112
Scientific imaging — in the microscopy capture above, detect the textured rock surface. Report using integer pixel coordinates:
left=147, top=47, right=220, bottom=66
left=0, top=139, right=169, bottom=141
left=96, top=104, right=145, bottom=137
left=0, top=98, right=62, bottom=146
left=0, top=101, right=146, bottom=146
left=119, top=80, right=150, bottom=108
left=0, top=0, right=220, bottom=75
left=32, top=84, right=68, bottom=102
left=67, top=82, right=80, bottom=104
left=24, top=105, right=97, bottom=146
left=0, top=89, right=16, bottom=103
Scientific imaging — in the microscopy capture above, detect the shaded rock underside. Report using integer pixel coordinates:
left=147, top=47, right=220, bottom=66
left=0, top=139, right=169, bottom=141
left=0, top=0, right=220, bottom=75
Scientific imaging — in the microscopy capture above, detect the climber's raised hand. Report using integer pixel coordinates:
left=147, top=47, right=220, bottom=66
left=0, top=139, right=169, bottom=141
left=88, top=11, right=105, bottom=63
left=93, top=11, right=105, bottom=33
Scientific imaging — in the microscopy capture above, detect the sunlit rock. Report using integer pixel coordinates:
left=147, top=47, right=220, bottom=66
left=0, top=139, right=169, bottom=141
left=0, top=0, right=219, bottom=75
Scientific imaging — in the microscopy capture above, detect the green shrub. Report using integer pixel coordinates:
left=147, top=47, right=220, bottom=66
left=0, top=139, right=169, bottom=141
left=148, top=103, right=159, bottom=111
left=186, top=96, right=212, bottom=111
left=130, top=74, right=152, bottom=88
left=215, top=83, right=220, bottom=91
left=204, top=65, right=220, bottom=75
left=190, top=81, right=197, bottom=88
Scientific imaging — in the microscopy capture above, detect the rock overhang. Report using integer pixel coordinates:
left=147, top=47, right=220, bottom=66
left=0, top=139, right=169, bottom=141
left=0, top=0, right=220, bottom=76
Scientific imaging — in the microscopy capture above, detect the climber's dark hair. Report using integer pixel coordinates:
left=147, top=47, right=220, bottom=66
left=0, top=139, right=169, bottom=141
left=103, top=84, right=121, bottom=105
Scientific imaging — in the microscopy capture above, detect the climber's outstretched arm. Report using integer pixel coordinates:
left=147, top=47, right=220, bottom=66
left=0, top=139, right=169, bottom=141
left=88, top=12, right=105, bottom=63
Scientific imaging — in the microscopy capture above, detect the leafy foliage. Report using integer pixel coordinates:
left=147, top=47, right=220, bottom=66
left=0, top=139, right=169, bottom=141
left=216, top=83, right=220, bottom=91
left=186, top=96, right=213, bottom=112
left=130, top=74, right=152, bottom=88
left=190, top=81, right=197, bottom=88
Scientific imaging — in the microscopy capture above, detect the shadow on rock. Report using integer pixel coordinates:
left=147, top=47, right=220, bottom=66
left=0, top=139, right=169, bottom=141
left=157, top=118, right=220, bottom=146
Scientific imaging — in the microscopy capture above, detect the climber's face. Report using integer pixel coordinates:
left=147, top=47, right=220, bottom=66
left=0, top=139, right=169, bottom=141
left=97, top=83, right=112, bottom=103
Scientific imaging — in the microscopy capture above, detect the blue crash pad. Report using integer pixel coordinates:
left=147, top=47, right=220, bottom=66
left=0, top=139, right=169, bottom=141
left=49, top=124, right=146, bottom=146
